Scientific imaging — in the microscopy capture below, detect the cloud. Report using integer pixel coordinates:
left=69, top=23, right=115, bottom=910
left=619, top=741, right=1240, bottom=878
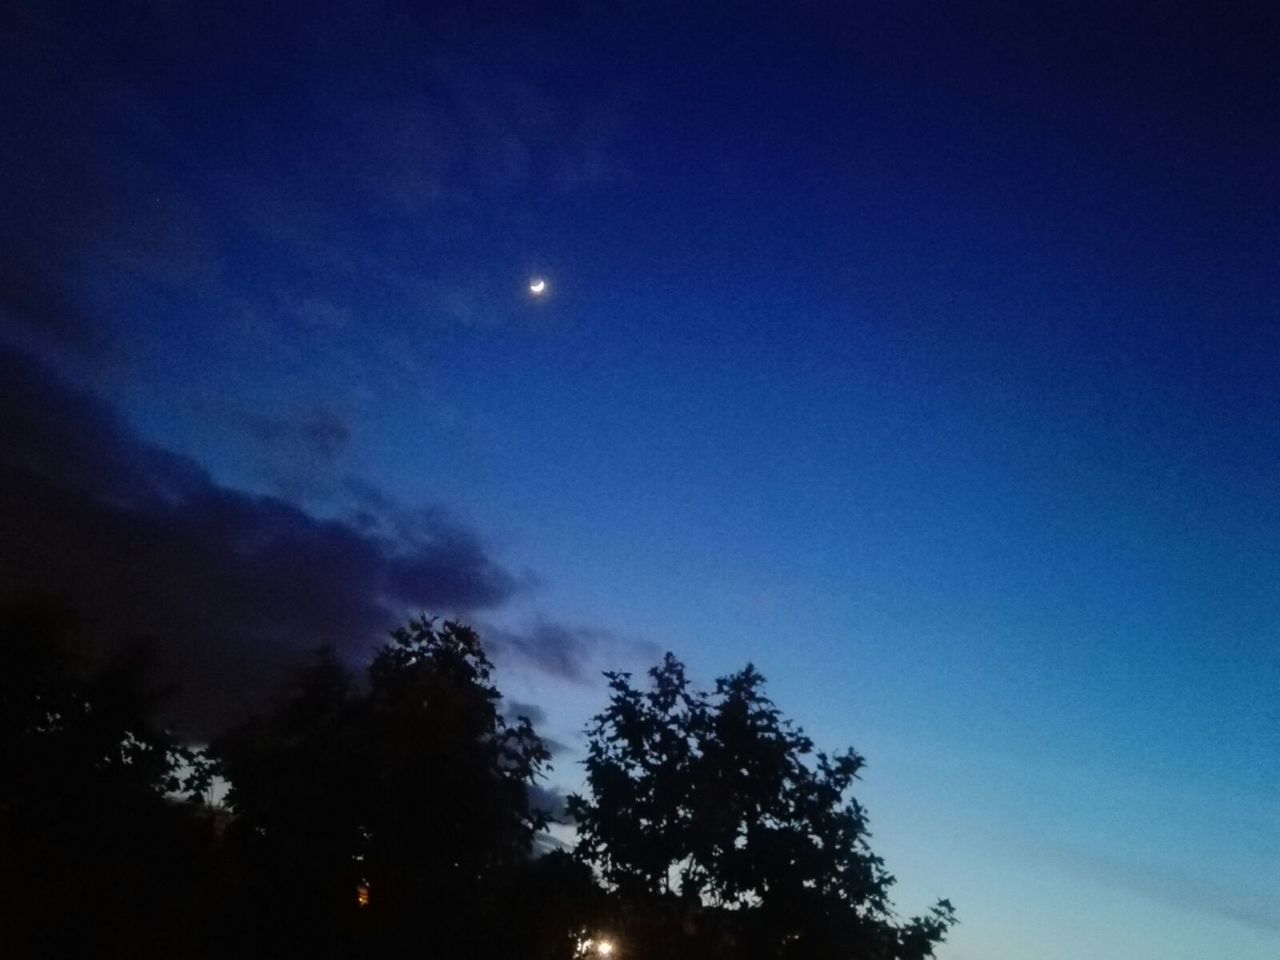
left=1070, top=848, right=1279, bottom=935
left=0, top=27, right=215, bottom=360
left=245, top=406, right=354, bottom=463
left=528, top=783, right=569, bottom=823
left=240, top=404, right=357, bottom=498
left=0, top=4, right=639, bottom=733
left=485, top=620, right=611, bottom=681
left=2, top=0, right=627, bottom=377
left=482, top=617, right=662, bottom=685
left=484, top=619, right=626, bottom=683
left=1032, top=838, right=1280, bottom=935
left=504, top=700, right=547, bottom=725
left=0, top=347, right=520, bottom=736
left=503, top=700, right=571, bottom=757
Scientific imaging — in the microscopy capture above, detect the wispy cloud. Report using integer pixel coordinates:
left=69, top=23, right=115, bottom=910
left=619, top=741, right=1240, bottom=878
left=2, top=1, right=628, bottom=379
left=482, top=617, right=660, bottom=683
left=1034, top=840, right=1279, bottom=935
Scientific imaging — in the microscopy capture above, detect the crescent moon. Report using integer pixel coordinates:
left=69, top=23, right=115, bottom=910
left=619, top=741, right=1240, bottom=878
left=530, top=278, right=546, bottom=294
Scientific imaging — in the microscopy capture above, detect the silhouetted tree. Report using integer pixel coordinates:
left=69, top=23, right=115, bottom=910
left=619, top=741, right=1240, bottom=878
left=0, top=598, right=211, bottom=957
left=214, top=616, right=552, bottom=957
left=566, top=653, right=703, bottom=898
left=0, top=600, right=953, bottom=960
left=567, top=655, right=956, bottom=960
left=506, top=848, right=608, bottom=960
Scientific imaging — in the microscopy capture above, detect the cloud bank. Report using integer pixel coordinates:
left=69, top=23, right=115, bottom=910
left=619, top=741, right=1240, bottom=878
left=0, top=346, right=598, bottom=735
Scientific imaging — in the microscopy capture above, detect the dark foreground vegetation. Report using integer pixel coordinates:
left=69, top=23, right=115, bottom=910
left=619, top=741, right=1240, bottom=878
left=0, top=599, right=954, bottom=958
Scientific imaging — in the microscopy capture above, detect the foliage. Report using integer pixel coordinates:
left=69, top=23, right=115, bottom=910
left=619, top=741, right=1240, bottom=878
left=567, top=654, right=956, bottom=959
left=0, top=600, right=954, bottom=959
left=0, top=598, right=212, bottom=957
left=213, top=616, right=552, bottom=955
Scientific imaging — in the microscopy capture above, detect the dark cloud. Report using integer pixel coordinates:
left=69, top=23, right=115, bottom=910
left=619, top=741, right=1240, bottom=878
left=0, top=2, right=636, bottom=734
left=245, top=406, right=353, bottom=463
left=484, top=620, right=613, bottom=683
left=0, top=347, right=520, bottom=736
left=542, top=737, right=572, bottom=759
left=528, top=783, right=569, bottom=823
left=241, top=405, right=357, bottom=498
left=483, top=618, right=661, bottom=684
left=504, top=700, right=570, bottom=757
left=504, top=700, right=547, bottom=725
left=532, top=831, right=571, bottom=856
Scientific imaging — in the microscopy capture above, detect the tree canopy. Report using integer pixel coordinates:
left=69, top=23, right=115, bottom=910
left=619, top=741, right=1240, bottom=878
left=213, top=616, right=551, bottom=955
left=0, top=599, right=211, bottom=957
left=568, top=653, right=956, bottom=960
left=1, top=603, right=953, bottom=959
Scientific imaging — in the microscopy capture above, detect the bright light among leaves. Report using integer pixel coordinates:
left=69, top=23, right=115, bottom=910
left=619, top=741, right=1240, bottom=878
left=574, top=933, right=618, bottom=957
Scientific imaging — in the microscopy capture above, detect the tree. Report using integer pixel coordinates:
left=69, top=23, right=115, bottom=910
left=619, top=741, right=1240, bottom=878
left=213, top=616, right=552, bottom=956
left=567, top=652, right=703, bottom=898
left=0, top=598, right=211, bottom=957
left=567, top=654, right=956, bottom=960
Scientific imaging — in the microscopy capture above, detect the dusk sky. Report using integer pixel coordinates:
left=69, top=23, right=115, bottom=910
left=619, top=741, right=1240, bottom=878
left=2, top=3, right=1277, bottom=958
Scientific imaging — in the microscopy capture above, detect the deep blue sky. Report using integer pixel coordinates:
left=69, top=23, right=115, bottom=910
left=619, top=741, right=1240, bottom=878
left=2, top=3, right=1277, bottom=957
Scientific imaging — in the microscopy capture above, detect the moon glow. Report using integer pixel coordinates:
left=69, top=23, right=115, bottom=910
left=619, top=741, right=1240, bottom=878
left=529, top=277, right=547, bottom=295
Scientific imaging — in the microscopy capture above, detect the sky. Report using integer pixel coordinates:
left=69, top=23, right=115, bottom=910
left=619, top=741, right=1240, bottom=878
left=1, top=2, right=1277, bottom=957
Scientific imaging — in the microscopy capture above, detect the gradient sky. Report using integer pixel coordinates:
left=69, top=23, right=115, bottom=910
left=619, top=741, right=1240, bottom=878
left=2, top=3, right=1277, bottom=958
